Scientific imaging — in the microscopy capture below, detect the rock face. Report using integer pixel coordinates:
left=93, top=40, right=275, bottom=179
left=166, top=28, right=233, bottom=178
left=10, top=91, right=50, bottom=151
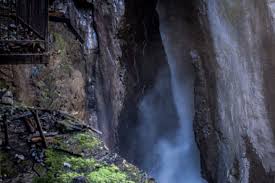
left=0, top=22, right=87, bottom=120
left=194, top=0, right=275, bottom=182
left=92, top=0, right=168, bottom=149
left=1, top=0, right=275, bottom=183
left=0, top=0, right=168, bottom=148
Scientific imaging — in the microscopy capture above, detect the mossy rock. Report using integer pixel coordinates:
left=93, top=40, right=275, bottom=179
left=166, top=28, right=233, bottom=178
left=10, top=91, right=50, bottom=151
left=51, top=132, right=101, bottom=155
left=87, top=165, right=134, bottom=183
left=0, top=104, right=149, bottom=183
left=52, top=32, right=67, bottom=57
left=33, top=148, right=135, bottom=183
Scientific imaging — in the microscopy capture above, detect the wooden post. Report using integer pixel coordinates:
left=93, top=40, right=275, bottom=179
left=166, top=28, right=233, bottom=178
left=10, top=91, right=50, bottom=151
left=2, top=115, right=9, bottom=147
left=32, top=110, right=47, bottom=148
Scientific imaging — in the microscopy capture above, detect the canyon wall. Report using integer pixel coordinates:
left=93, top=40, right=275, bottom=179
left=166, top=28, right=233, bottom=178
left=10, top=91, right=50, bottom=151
left=194, top=0, right=275, bottom=182
left=92, top=0, right=168, bottom=148
left=0, top=0, right=275, bottom=182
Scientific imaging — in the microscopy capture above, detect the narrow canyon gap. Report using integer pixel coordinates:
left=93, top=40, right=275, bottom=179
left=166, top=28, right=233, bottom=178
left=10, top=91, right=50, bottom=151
left=131, top=0, right=206, bottom=182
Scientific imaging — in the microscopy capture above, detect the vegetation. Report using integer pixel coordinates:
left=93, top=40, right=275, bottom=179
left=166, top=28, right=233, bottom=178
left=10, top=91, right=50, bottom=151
left=53, top=32, right=67, bottom=58
left=0, top=105, right=147, bottom=183
left=32, top=132, right=136, bottom=183
left=87, top=165, right=134, bottom=183
left=71, top=132, right=100, bottom=150
left=33, top=149, right=134, bottom=183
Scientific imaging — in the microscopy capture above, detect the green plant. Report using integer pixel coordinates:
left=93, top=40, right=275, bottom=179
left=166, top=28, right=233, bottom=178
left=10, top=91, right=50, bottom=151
left=87, top=165, right=134, bottom=183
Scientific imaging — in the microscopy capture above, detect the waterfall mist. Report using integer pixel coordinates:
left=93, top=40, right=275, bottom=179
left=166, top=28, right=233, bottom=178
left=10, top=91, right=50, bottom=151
left=135, top=1, right=206, bottom=182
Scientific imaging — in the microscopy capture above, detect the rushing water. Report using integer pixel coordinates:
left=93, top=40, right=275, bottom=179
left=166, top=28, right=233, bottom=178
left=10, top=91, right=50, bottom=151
left=135, top=1, right=205, bottom=182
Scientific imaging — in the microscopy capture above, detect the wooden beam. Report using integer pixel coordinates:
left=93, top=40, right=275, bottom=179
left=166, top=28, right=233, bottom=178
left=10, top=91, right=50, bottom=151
left=0, top=54, right=49, bottom=64
left=49, top=11, right=84, bottom=44
left=31, top=110, right=47, bottom=148
left=0, top=40, right=46, bottom=43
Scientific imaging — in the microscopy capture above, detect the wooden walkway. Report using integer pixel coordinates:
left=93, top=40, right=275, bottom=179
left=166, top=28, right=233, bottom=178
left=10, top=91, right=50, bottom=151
left=0, top=0, right=49, bottom=64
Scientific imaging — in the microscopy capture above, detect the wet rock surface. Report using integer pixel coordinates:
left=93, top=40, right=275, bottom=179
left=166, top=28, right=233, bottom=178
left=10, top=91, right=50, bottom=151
left=1, top=0, right=275, bottom=183
left=193, top=0, right=275, bottom=182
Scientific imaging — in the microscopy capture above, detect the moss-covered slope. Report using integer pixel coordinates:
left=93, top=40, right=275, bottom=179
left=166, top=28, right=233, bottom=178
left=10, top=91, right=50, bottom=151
left=0, top=104, right=152, bottom=183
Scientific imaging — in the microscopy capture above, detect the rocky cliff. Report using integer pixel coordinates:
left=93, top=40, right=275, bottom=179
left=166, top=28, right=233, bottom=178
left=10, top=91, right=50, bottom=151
left=1, top=0, right=275, bottom=183
left=0, top=21, right=87, bottom=120
left=197, top=0, right=275, bottom=182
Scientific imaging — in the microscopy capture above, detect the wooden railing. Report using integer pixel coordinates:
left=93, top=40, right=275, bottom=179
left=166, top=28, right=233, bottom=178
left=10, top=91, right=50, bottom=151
left=0, top=0, right=48, bottom=64
left=16, top=0, right=48, bottom=40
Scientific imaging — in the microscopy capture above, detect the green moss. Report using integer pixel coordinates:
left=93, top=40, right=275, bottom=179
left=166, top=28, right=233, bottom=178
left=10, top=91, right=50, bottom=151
left=32, top=149, right=69, bottom=183
left=72, top=132, right=100, bottom=150
left=46, top=132, right=100, bottom=157
left=65, top=157, right=98, bottom=172
left=44, top=149, right=98, bottom=173
left=33, top=148, right=136, bottom=183
left=58, top=172, right=83, bottom=183
left=87, top=165, right=134, bottom=183
left=32, top=132, right=139, bottom=183
left=44, top=149, right=67, bottom=172
left=122, top=161, right=144, bottom=182
left=34, top=149, right=97, bottom=183
left=53, top=32, right=66, bottom=57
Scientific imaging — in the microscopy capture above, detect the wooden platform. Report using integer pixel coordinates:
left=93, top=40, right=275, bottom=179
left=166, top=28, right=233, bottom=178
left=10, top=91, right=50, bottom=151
left=0, top=53, right=49, bottom=64
left=0, top=0, right=49, bottom=65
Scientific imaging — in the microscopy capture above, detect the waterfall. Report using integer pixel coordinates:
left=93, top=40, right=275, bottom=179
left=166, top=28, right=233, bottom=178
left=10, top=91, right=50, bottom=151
left=135, top=1, right=205, bottom=182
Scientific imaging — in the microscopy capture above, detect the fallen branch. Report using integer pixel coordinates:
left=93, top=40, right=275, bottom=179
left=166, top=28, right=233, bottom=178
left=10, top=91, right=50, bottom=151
left=10, top=111, right=33, bottom=120
left=85, top=126, right=103, bottom=135
left=31, top=136, right=54, bottom=143
left=32, top=110, right=47, bottom=148
left=32, top=132, right=59, bottom=137
left=30, top=132, right=60, bottom=144
left=23, top=117, right=36, bottom=133
left=52, top=147, right=82, bottom=157
left=32, top=162, right=41, bottom=177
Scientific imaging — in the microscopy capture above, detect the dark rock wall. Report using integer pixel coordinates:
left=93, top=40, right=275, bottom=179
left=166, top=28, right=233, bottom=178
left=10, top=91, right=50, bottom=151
left=195, top=0, right=275, bottom=182
left=91, top=0, right=168, bottom=148
left=1, top=1, right=275, bottom=183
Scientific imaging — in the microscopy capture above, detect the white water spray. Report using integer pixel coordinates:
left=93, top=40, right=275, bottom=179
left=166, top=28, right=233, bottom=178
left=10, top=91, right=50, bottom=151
left=136, top=1, right=206, bottom=182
